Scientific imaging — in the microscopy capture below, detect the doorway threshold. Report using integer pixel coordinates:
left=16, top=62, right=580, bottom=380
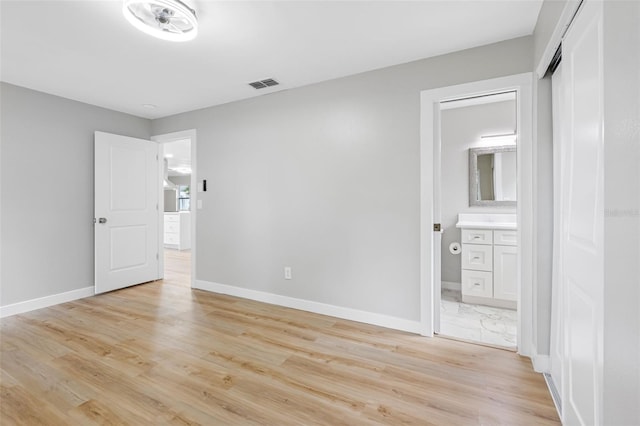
left=435, top=333, right=516, bottom=352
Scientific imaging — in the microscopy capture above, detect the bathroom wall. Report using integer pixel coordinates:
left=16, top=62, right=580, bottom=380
left=440, top=99, right=516, bottom=286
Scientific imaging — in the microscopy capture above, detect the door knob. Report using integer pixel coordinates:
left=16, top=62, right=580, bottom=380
left=98, top=218, right=107, bottom=224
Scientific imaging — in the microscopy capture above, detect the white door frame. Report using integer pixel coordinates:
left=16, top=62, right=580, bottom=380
left=151, top=129, right=197, bottom=287
left=419, top=73, right=533, bottom=357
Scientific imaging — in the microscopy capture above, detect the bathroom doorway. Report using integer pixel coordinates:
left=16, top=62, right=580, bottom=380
left=419, top=73, right=534, bottom=356
left=437, top=91, right=518, bottom=349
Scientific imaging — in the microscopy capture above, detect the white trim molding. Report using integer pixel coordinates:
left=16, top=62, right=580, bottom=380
left=532, top=354, right=551, bottom=373
left=0, top=286, right=95, bottom=318
left=194, top=280, right=423, bottom=334
left=420, top=73, right=534, bottom=357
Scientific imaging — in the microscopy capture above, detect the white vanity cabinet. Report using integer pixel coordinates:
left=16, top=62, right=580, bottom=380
left=164, top=212, right=191, bottom=250
left=457, top=215, right=517, bottom=309
left=493, top=231, right=518, bottom=302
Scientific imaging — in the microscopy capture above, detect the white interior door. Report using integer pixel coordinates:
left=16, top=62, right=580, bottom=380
left=95, top=131, right=160, bottom=294
left=560, top=1, right=604, bottom=424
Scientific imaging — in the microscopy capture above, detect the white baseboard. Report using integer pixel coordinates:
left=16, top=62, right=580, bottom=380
left=441, top=281, right=461, bottom=291
left=0, top=286, right=95, bottom=318
left=532, top=354, right=551, bottom=373
left=194, top=280, right=423, bottom=334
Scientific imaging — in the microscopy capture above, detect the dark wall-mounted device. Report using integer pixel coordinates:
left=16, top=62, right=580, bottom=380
left=202, top=179, right=207, bottom=192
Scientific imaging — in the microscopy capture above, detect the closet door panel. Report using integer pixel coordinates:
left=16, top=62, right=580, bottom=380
left=561, top=2, right=605, bottom=424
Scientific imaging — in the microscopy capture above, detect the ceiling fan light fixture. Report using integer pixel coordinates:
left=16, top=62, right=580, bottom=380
left=123, top=0, right=198, bottom=42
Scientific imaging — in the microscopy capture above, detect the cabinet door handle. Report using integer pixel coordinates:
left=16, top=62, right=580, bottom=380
left=472, top=256, right=480, bottom=260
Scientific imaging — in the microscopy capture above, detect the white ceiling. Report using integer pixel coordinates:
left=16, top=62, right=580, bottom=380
left=1, top=1, right=543, bottom=119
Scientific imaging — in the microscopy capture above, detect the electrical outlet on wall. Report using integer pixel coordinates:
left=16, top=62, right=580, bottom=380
left=284, top=266, right=292, bottom=280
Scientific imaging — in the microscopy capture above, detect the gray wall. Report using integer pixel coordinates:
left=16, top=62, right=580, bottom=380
left=440, top=100, right=516, bottom=284
left=152, top=36, right=533, bottom=321
left=531, top=0, right=568, bottom=357
left=532, top=76, right=554, bottom=356
left=0, top=83, right=151, bottom=305
left=602, top=1, right=640, bottom=423
left=533, top=0, right=568, bottom=69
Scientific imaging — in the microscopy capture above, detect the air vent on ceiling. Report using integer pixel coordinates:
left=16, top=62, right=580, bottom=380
left=249, top=78, right=280, bottom=89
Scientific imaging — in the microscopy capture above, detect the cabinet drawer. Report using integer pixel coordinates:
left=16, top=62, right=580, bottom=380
left=461, top=244, right=493, bottom=271
left=164, top=222, right=179, bottom=233
left=164, top=233, right=179, bottom=244
left=494, top=230, right=517, bottom=246
left=164, top=214, right=179, bottom=223
left=461, top=229, right=493, bottom=245
left=461, top=270, right=493, bottom=298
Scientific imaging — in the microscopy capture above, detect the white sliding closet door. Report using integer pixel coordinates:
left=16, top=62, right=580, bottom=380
left=549, top=61, right=566, bottom=413
left=559, top=1, right=605, bottom=425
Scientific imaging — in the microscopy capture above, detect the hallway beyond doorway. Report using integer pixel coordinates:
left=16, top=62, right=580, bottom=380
left=163, top=248, right=191, bottom=288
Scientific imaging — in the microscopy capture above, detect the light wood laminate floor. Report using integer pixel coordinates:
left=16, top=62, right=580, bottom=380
left=1, top=250, right=559, bottom=425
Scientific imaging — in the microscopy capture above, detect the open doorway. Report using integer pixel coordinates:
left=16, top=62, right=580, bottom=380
left=437, top=91, right=518, bottom=349
left=161, top=138, right=192, bottom=287
left=420, top=73, right=533, bottom=357
left=153, top=130, right=197, bottom=289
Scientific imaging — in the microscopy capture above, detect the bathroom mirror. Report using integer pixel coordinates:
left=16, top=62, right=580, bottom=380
left=469, top=145, right=517, bottom=206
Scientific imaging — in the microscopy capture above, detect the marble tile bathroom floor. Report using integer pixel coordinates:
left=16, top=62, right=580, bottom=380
left=439, top=289, right=517, bottom=349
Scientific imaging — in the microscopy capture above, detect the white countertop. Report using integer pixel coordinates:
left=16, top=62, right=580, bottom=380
left=455, top=213, right=517, bottom=230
